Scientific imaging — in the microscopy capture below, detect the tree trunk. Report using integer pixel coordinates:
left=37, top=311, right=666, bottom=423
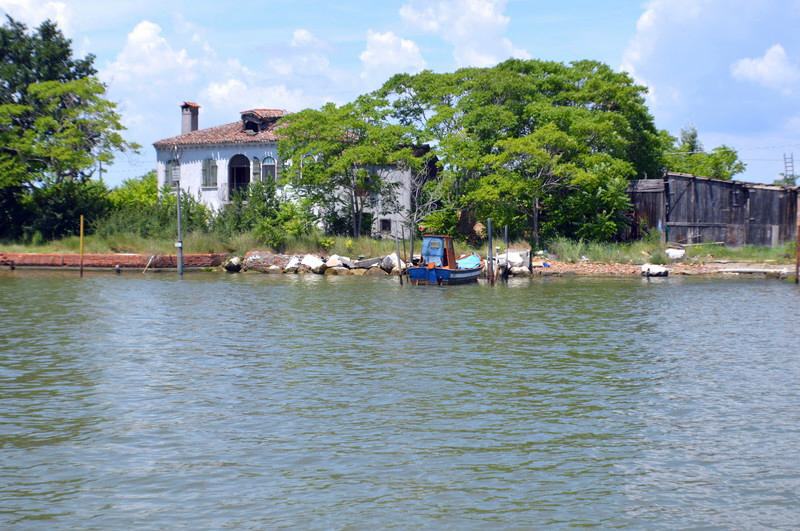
left=349, top=189, right=358, bottom=238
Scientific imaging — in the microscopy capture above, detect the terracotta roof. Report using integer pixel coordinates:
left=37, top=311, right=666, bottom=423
left=182, top=101, right=200, bottom=108
left=240, top=108, right=287, bottom=119
left=153, top=120, right=281, bottom=148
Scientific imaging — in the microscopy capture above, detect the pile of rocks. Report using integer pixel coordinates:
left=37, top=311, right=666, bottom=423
left=223, top=251, right=407, bottom=277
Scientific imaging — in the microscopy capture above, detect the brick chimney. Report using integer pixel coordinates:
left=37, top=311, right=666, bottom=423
left=181, top=101, right=200, bottom=134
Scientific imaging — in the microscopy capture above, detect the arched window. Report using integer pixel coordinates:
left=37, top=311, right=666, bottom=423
left=252, top=157, right=260, bottom=183
left=261, top=156, right=277, bottom=181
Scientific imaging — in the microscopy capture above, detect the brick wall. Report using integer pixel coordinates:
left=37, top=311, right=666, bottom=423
left=0, top=253, right=227, bottom=269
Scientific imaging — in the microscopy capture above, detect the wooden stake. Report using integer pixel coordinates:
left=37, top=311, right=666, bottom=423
left=795, top=191, right=799, bottom=284
left=79, top=214, right=84, bottom=278
left=487, top=218, right=494, bottom=286
left=395, top=235, right=403, bottom=286
left=504, top=224, right=509, bottom=282
left=401, top=226, right=408, bottom=268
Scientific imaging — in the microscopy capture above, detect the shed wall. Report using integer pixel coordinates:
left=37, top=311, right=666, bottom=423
left=628, top=173, right=797, bottom=247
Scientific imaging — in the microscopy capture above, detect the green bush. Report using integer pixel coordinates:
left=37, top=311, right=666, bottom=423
left=420, top=208, right=459, bottom=236
left=24, top=178, right=111, bottom=240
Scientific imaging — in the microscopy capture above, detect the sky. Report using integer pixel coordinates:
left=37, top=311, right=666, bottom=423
left=3, top=0, right=800, bottom=185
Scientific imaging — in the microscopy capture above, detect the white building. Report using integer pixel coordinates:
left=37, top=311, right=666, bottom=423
left=153, top=102, right=420, bottom=238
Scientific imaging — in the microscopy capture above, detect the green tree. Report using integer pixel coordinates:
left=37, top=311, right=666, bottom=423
left=376, top=59, right=654, bottom=242
left=96, top=175, right=210, bottom=240
left=109, top=170, right=158, bottom=210
left=0, top=17, right=136, bottom=240
left=773, top=173, right=797, bottom=187
left=278, top=97, right=415, bottom=237
left=664, top=126, right=745, bottom=180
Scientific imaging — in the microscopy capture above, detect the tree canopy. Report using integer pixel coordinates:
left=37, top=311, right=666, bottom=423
left=663, top=126, right=746, bottom=180
left=0, top=16, right=137, bottom=239
left=367, top=59, right=659, bottom=242
left=278, top=96, right=420, bottom=237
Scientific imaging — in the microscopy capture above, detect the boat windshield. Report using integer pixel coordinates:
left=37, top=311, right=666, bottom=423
left=421, top=237, right=446, bottom=267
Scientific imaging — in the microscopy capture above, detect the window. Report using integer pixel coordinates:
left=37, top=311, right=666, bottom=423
left=167, top=159, right=180, bottom=188
left=380, top=218, right=392, bottom=233
left=252, top=157, right=260, bottom=183
left=202, top=159, right=217, bottom=188
left=261, top=156, right=277, bottom=181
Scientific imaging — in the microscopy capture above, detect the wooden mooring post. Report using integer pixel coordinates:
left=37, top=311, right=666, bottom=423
left=395, top=234, right=403, bottom=286
left=795, top=192, right=799, bottom=284
left=487, top=218, right=494, bottom=286
left=79, top=214, right=84, bottom=278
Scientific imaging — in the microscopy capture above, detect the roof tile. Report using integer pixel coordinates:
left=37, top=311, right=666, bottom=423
left=153, top=118, right=284, bottom=148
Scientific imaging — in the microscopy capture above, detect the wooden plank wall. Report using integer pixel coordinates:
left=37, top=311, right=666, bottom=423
left=627, top=173, right=797, bottom=247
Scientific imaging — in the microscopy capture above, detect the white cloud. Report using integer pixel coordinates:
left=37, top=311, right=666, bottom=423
left=620, top=0, right=706, bottom=103
left=0, top=0, right=70, bottom=33
left=359, top=30, right=425, bottom=81
left=291, top=28, right=324, bottom=48
left=102, top=20, right=198, bottom=87
left=203, top=78, right=320, bottom=112
left=731, top=44, right=800, bottom=94
left=399, top=0, right=528, bottom=67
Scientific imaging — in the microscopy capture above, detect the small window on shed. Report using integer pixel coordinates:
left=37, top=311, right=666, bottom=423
left=202, top=159, right=217, bottom=188
left=261, top=156, right=277, bottom=181
left=167, top=160, right=180, bottom=188
left=380, top=218, right=392, bottom=233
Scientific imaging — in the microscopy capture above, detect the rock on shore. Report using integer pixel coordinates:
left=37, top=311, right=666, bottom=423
left=243, top=251, right=289, bottom=272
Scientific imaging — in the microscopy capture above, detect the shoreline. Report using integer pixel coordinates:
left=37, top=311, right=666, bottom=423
left=1, top=251, right=793, bottom=279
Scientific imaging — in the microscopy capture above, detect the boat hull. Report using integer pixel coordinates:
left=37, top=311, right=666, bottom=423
left=408, top=266, right=481, bottom=285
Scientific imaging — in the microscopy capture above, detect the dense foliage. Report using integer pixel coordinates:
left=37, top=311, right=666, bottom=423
left=281, top=60, right=667, bottom=243
left=278, top=97, right=426, bottom=237
left=2, top=17, right=750, bottom=250
left=0, top=16, right=136, bottom=240
left=663, top=126, right=746, bottom=181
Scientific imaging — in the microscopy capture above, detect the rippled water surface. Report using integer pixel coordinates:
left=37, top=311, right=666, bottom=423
left=1, top=271, right=800, bottom=528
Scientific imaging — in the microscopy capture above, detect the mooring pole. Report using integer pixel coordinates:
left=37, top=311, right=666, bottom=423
left=504, top=224, right=509, bottom=281
left=409, top=226, right=415, bottom=268
left=395, top=234, right=404, bottom=286
left=401, top=226, right=408, bottom=271
left=79, top=214, right=84, bottom=278
left=487, top=218, right=494, bottom=286
left=176, top=185, right=184, bottom=277
left=795, top=191, right=799, bottom=284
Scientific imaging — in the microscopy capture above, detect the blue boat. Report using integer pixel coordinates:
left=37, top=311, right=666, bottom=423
left=408, top=235, right=483, bottom=285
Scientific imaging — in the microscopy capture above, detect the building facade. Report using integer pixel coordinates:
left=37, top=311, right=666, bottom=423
left=153, top=103, right=283, bottom=211
left=153, top=102, right=415, bottom=238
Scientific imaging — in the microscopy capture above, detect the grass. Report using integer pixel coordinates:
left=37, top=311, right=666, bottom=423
left=2, top=232, right=795, bottom=264
left=684, top=243, right=796, bottom=263
left=547, top=237, right=796, bottom=264
left=547, top=236, right=668, bottom=265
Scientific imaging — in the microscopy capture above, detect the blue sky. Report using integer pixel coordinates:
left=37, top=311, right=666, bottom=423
left=3, top=0, right=800, bottom=185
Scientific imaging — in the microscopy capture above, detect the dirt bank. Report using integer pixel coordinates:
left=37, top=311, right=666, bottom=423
left=1, top=251, right=793, bottom=279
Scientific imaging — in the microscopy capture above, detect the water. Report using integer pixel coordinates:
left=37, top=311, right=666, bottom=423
left=1, top=271, right=799, bottom=529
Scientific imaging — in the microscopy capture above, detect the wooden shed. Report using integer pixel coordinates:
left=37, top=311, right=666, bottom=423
left=628, top=172, right=797, bottom=246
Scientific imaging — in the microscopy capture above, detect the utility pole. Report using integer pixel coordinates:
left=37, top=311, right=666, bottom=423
left=176, top=184, right=184, bottom=277
left=173, top=145, right=184, bottom=277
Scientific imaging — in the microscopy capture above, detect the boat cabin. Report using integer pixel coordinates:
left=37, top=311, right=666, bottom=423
left=421, top=235, right=457, bottom=269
